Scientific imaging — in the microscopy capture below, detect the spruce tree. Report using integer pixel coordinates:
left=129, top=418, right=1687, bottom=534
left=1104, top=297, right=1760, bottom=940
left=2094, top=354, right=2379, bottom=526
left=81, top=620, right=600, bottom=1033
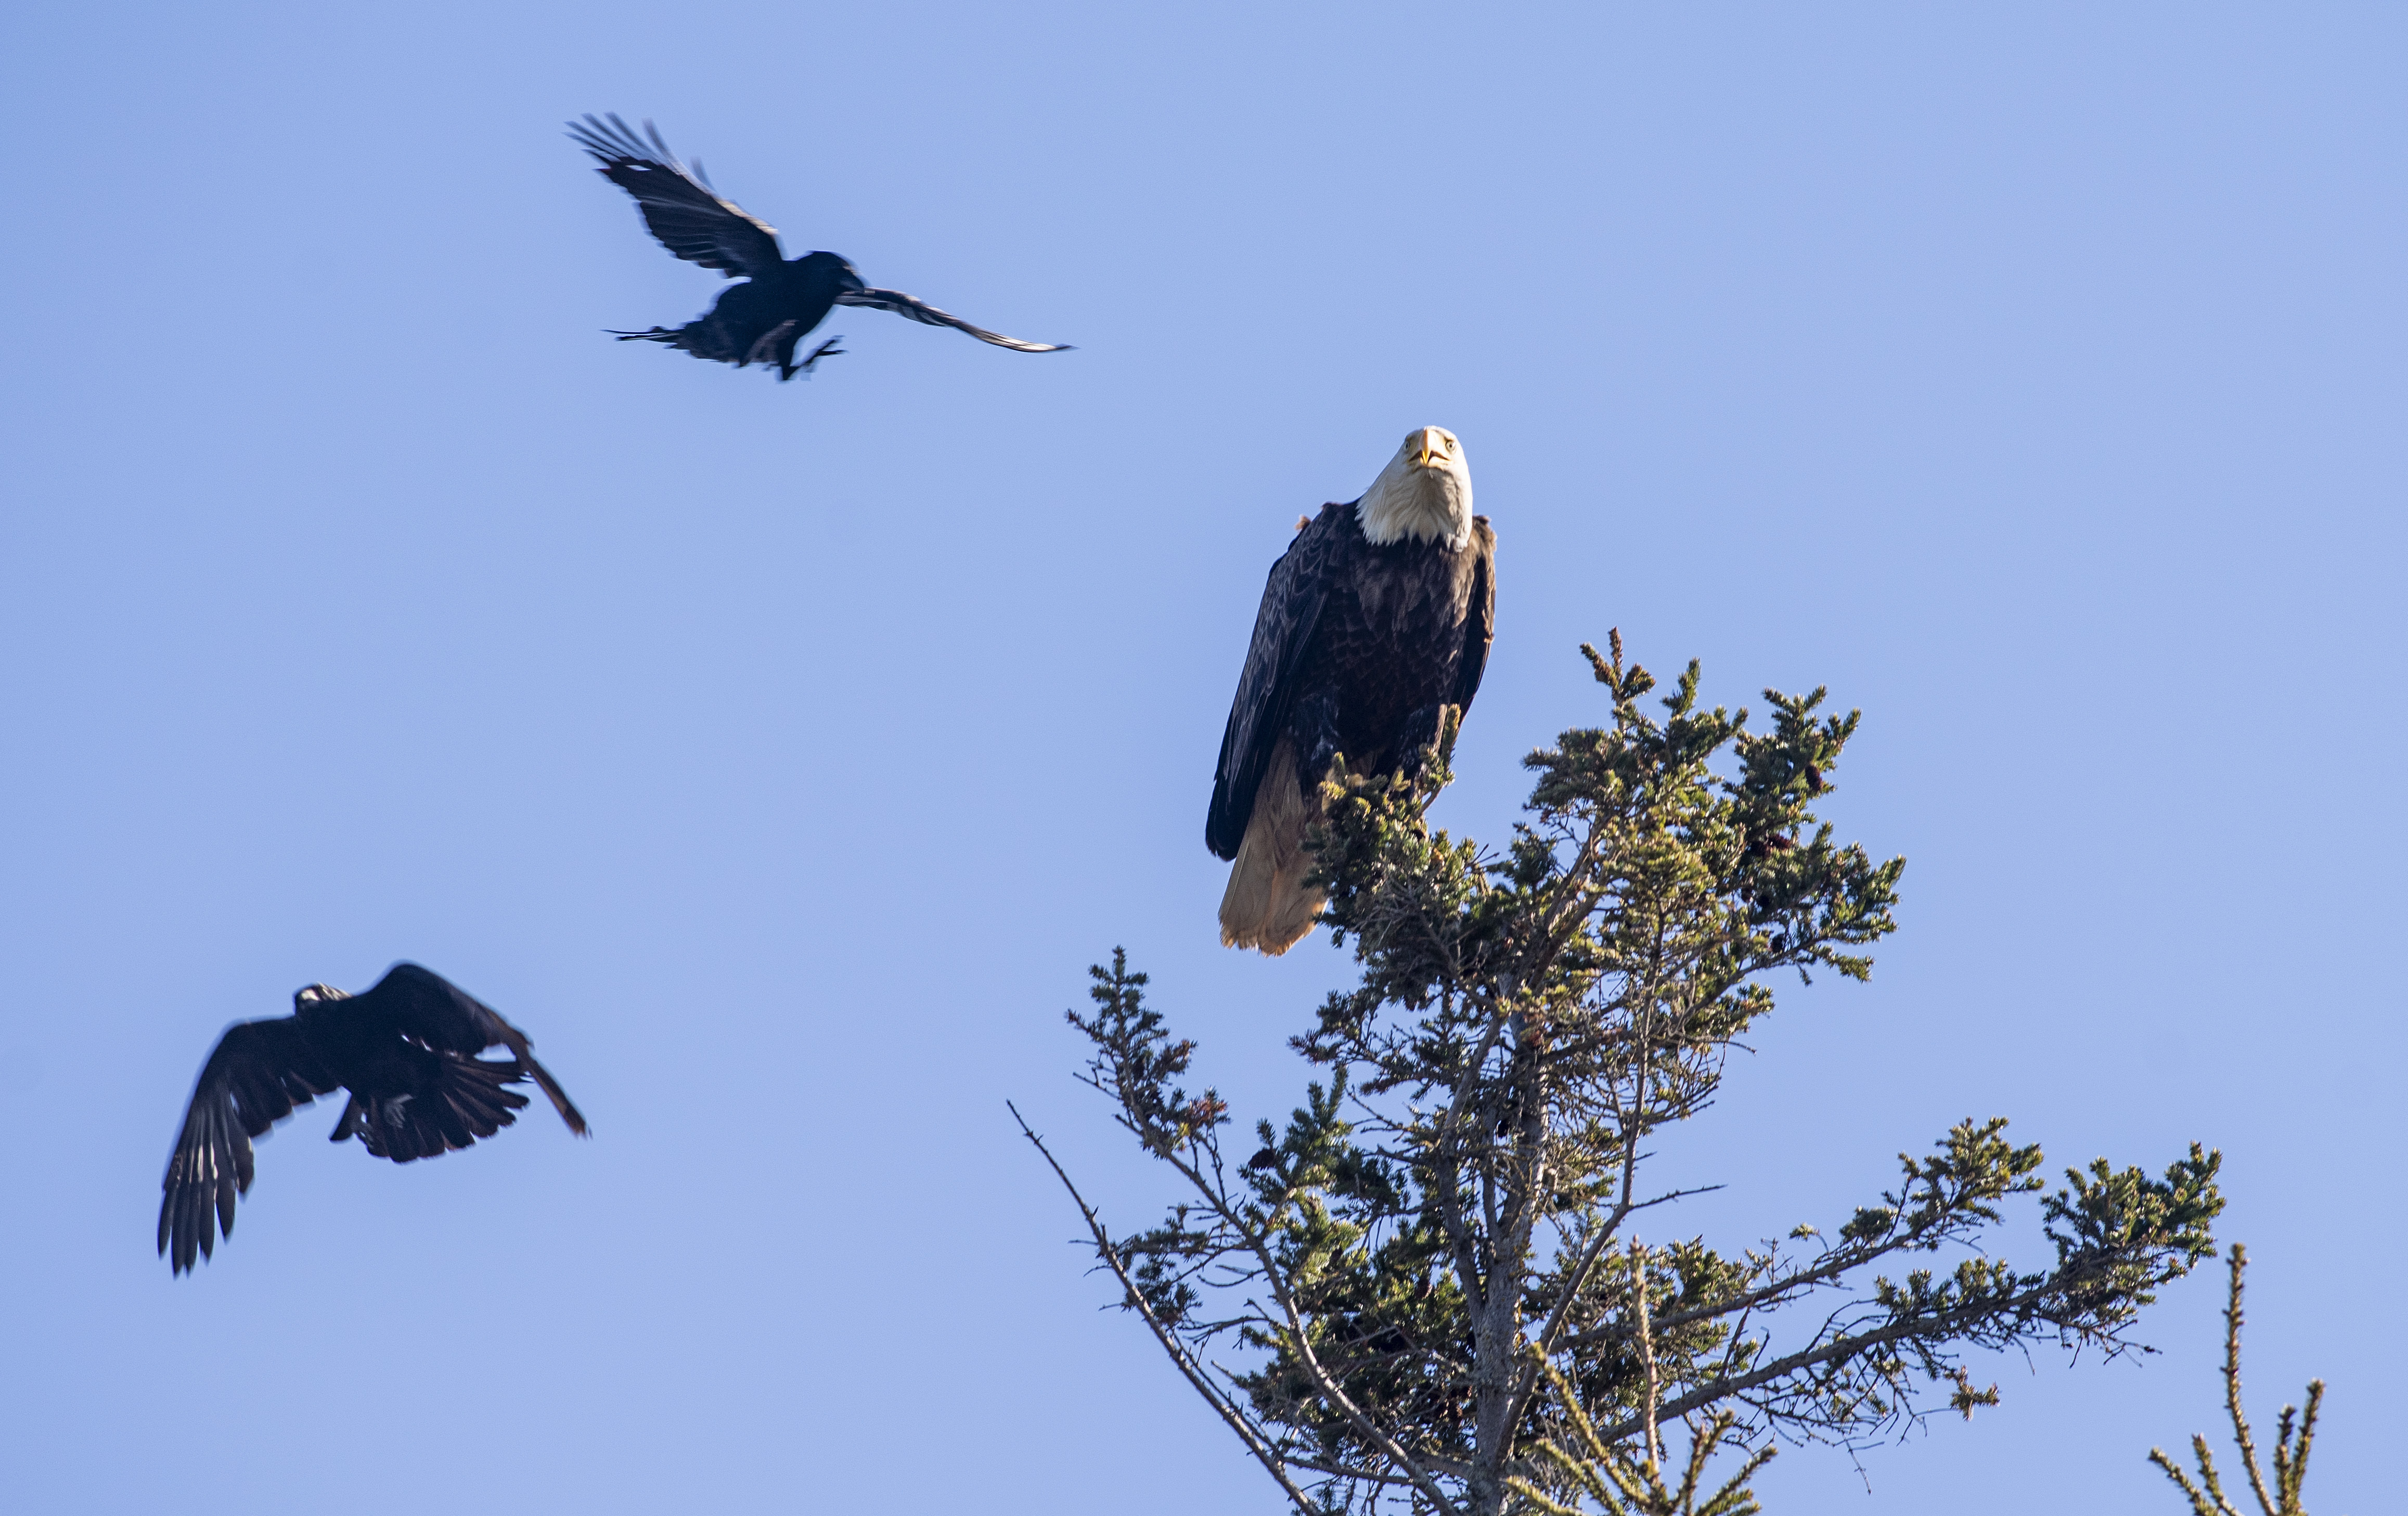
left=1019, top=634, right=2223, bottom=1515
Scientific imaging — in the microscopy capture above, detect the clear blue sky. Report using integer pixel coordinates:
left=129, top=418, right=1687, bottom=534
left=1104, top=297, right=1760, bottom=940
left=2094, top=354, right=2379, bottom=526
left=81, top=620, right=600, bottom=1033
left=1, top=4, right=2398, bottom=1511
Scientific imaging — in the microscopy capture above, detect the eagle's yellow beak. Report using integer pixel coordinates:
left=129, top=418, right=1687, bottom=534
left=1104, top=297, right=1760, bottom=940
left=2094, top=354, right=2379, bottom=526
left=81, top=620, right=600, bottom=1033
left=1414, top=428, right=1451, bottom=469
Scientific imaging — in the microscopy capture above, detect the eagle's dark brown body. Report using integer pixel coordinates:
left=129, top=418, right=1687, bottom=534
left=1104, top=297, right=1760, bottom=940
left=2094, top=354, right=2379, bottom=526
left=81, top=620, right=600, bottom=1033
left=1209, top=499, right=1496, bottom=953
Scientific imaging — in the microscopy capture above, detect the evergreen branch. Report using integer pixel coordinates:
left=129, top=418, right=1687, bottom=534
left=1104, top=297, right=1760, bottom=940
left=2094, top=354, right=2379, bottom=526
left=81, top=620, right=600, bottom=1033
left=1508, top=1352, right=1774, bottom=1516
left=1556, top=1117, right=2078, bottom=1360
left=1426, top=989, right=1520, bottom=1315
left=2219, top=1247, right=2277, bottom=1516
left=2148, top=1442, right=2237, bottom=1516
left=1502, top=978, right=1706, bottom=1437
left=1008, top=1102, right=1321, bottom=1516
left=1207, top=1158, right=1467, bottom=1513
left=1592, top=1216, right=2199, bottom=1449
left=2148, top=1245, right=2323, bottom=1516
left=1061, top=965, right=1469, bottom=1513
left=1524, top=1209, right=1632, bottom=1373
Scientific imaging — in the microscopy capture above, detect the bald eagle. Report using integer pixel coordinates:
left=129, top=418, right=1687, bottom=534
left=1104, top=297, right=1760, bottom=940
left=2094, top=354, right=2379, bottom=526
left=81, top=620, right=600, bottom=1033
left=1208, top=428, right=1497, bottom=954
left=570, top=115, right=1071, bottom=380
left=159, top=963, right=587, bottom=1275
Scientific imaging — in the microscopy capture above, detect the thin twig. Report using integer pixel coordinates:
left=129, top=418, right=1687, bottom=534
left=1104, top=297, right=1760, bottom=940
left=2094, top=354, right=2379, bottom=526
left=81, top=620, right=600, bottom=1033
left=1592, top=1270, right=2108, bottom=1445
left=1008, top=1102, right=1321, bottom=1516
left=2221, top=1247, right=2276, bottom=1516
left=1110, top=1103, right=1468, bottom=1516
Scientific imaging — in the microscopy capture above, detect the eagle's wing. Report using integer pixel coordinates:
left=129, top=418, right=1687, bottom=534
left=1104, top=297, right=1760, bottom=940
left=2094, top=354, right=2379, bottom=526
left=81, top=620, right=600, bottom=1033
left=359, top=964, right=589, bottom=1136
left=569, top=114, right=784, bottom=278
left=832, top=286, right=1072, bottom=352
left=1207, top=505, right=1350, bottom=859
left=1452, top=516, right=1498, bottom=712
left=159, top=1018, right=340, bottom=1274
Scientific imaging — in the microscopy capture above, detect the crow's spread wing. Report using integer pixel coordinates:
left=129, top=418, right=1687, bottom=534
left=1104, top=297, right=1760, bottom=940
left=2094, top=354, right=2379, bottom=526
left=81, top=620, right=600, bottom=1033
left=159, top=1018, right=340, bottom=1274
left=832, top=287, right=1071, bottom=352
left=358, top=964, right=589, bottom=1137
left=1206, top=505, right=1351, bottom=859
left=570, top=114, right=784, bottom=278
left=358, top=962, right=518, bottom=1054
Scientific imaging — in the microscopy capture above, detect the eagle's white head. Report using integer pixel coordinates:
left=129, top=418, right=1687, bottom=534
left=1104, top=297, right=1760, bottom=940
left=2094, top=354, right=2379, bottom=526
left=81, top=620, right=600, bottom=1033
left=1357, top=426, right=1473, bottom=550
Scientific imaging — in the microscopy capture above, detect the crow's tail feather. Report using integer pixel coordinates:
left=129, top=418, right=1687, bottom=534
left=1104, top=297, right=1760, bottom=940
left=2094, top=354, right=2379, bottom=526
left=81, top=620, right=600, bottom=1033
left=354, top=1058, right=530, bottom=1164
left=516, top=1054, right=590, bottom=1138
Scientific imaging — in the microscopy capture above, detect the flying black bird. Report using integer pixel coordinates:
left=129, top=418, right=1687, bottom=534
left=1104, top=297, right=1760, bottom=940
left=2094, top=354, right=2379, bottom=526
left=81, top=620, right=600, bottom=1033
left=159, top=962, right=587, bottom=1275
left=570, top=114, right=1071, bottom=380
left=1209, top=428, right=1497, bottom=954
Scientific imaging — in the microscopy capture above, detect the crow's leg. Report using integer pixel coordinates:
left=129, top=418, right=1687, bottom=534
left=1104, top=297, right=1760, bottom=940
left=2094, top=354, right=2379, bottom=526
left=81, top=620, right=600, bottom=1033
left=773, top=335, right=846, bottom=381
left=799, top=336, right=846, bottom=373
left=749, top=318, right=808, bottom=380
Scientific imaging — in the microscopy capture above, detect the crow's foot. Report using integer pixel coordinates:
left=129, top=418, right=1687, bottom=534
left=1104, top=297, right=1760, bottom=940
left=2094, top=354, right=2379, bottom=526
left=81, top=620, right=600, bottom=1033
left=800, top=336, right=846, bottom=374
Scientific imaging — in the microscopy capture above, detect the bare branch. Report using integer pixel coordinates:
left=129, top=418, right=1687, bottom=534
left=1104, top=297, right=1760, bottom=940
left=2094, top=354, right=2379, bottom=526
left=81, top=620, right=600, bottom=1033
left=1008, top=1102, right=1321, bottom=1516
left=1633, top=1241, right=1665, bottom=1470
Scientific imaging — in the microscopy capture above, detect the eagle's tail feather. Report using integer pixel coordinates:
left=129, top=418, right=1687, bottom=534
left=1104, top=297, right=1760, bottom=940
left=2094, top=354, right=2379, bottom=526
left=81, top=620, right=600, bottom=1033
left=1218, top=738, right=1324, bottom=955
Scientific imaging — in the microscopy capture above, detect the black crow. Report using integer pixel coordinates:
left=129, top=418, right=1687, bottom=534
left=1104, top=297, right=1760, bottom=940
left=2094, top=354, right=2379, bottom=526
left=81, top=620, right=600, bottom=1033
left=570, top=114, right=1071, bottom=380
left=159, top=962, right=587, bottom=1275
